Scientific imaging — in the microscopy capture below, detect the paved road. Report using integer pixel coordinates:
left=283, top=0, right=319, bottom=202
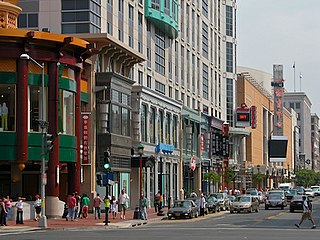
left=2, top=197, right=320, bottom=240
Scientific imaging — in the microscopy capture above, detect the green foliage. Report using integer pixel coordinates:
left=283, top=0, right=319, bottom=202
left=295, top=169, right=319, bottom=187
left=203, top=171, right=221, bottom=184
left=224, top=167, right=234, bottom=185
left=252, top=172, right=264, bottom=186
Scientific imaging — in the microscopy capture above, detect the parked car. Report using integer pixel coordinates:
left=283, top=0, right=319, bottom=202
left=206, top=196, right=220, bottom=213
left=229, top=195, right=259, bottom=213
left=210, top=193, right=229, bottom=211
left=304, top=188, right=315, bottom=198
left=265, top=194, right=286, bottom=210
left=167, top=200, right=199, bottom=219
left=311, top=186, right=320, bottom=196
left=285, top=189, right=298, bottom=203
left=290, top=195, right=310, bottom=212
left=268, top=190, right=286, bottom=206
left=228, top=195, right=236, bottom=203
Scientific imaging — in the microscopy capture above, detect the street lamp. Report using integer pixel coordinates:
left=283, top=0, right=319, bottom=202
left=137, top=143, right=144, bottom=200
left=20, top=53, right=47, bottom=228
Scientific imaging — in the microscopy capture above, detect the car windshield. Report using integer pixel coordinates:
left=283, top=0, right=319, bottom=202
left=305, top=189, right=312, bottom=192
left=268, top=195, right=281, bottom=200
left=211, top=193, right=223, bottom=199
left=311, top=186, right=319, bottom=191
left=249, top=192, right=257, bottom=196
left=174, top=201, right=191, bottom=208
left=235, top=196, right=250, bottom=202
left=207, top=197, right=217, bottom=203
left=292, top=195, right=303, bottom=201
left=286, top=189, right=297, bottom=195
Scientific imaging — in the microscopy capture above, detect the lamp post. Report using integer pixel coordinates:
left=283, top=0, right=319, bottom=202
left=137, top=143, right=144, bottom=200
left=20, top=54, right=47, bottom=228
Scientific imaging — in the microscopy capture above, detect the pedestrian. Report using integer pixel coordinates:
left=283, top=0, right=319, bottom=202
left=103, top=195, right=111, bottom=224
left=78, top=193, right=85, bottom=219
left=74, top=192, right=81, bottom=220
left=118, top=189, right=129, bottom=220
left=4, top=196, right=12, bottom=223
left=295, top=196, right=316, bottom=229
left=81, top=194, right=90, bottom=219
left=154, top=192, right=160, bottom=212
left=66, top=193, right=76, bottom=221
left=199, top=193, right=206, bottom=216
left=111, top=196, right=118, bottom=219
left=140, top=194, right=148, bottom=220
left=33, top=195, right=41, bottom=221
left=15, top=197, right=24, bottom=224
left=93, top=193, right=103, bottom=220
left=0, top=198, right=7, bottom=226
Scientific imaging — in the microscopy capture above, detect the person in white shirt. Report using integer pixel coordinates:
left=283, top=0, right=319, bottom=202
left=295, top=196, right=316, bottom=229
left=33, top=195, right=41, bottom=221
left=15, top=197, right=25, bottom=224
left=199, top=194, right=206, bottom=216
left=118, top=189, right=129, bottom=219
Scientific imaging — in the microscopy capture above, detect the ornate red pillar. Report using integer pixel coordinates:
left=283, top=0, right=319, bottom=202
left=68, top=68, right=81, bottom=194
left=16, top=59, right=29, bottom=167
left=46, top=62, right=60, bottom=218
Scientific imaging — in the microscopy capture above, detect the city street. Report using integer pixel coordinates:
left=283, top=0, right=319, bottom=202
left=2, top=198, right=320, bottom=240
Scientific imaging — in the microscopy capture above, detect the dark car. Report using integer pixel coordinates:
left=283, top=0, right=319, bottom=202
left=290, top=195, right=311, bottom=212
left=167, top=200, right=199, bottom=219
left=285, top=189, right=298, bottom=203
left=265, top=194, right=286, bottom=210
left=206, top=196, right=220, bottom=213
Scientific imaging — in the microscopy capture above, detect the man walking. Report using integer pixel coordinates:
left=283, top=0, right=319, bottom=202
left=93, top=193, right=103, bottom=220
left=295, top=196, right=316, bottom=229
left=140, top=194, right=148, bottom=220
left=199, top=194, right=206, bottom=216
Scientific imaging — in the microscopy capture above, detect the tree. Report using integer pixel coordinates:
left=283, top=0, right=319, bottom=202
left=252, top=172, right=264, bottom=190
left=296, top=169, right=318, bottom=187
left=203, top=171, right=221, bottom=184
left=224, top=167, right=234, bottom=188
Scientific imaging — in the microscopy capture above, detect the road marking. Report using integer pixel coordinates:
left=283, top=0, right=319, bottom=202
left=265, top=212, right=285, bottom=220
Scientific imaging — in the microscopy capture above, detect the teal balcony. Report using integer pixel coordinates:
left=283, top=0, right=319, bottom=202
left=145, top=0, right=179, bottom=39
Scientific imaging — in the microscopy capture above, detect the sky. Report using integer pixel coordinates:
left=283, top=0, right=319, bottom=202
left=237, top=0, right=320, bottom=115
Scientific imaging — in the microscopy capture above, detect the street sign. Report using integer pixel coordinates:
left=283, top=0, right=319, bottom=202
left=190, top=157, right=196, bottom=171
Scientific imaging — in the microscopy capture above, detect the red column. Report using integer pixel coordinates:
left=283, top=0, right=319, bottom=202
left=47, top=62, right=60, bottom=197
left=16, top=59, right=29, bottom=165
left=69, top=68, right=81, bottom=194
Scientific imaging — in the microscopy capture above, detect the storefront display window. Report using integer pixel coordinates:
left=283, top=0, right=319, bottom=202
left=61, top=90, right=75, bottom=135
left=0, top=84, right=15, bottom=131
left=29, top=86, right=47, bottom=132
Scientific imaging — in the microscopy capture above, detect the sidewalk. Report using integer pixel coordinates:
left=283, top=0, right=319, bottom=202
left=0, top=207, right=167, bottom=233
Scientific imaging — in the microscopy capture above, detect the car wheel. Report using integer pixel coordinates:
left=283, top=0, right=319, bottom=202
left=265, top=206, right=269, bottom=210
left=290, top=208, right=294, bottom=213
left=281, top=206, right=284, bottom=210
left=195, top=212, right=198, bottom=218
left=230, top=210, right=234, bottom=214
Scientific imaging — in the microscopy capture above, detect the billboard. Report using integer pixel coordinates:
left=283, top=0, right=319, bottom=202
left=268, top=136, right=288, bottom=162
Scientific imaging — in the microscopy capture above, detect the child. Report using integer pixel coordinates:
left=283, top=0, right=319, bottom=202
left=111, top=196, right=118, bottom=219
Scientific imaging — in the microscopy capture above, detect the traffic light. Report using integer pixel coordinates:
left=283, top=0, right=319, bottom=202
left=46, top=133, right=54, bottom=152
left=103, top=149, right=111, bottom=172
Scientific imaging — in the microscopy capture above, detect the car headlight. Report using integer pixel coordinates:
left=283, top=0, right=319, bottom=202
left=244, top=204, right=250, bottom=207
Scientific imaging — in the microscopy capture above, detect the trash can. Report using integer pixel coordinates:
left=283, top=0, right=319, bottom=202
left=133, top=207, right=142, bottom=219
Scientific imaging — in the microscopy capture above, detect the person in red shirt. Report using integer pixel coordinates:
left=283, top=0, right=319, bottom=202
left=66, top=193, right=76, bottom=221
left=93, top=193, right=103, bottom=220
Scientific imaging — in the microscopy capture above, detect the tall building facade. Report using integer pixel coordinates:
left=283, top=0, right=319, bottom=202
left=283, top=92, right=312, bottom=170
left=18, top=0, right=237, bottom=207
left=311, top=114, right=319, bottom=171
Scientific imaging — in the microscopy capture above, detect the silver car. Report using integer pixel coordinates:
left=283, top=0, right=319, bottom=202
left=230, top=195, right=259, bottom=213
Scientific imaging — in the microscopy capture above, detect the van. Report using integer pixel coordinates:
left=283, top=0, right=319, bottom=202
left=278, top=183, right=292, bottom=191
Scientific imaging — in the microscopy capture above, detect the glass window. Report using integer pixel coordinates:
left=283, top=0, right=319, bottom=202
left=18, top=14, right=27, bottom=28
left=141, top=104, right=147, bottom=141
left=165, top=113, right=171, bottom=144
left=173, top=115, right=178, bottom=148
left=158, top=110, right=164, bottom=143
left=28, top=14, right=38, bottom=28
left=226, top=5, right=233, bottom=37
left=122, top=108, right=130, bottom=136
left=296, top=102, right=301, bottom=109
left=62, top=90, right=75, bottom=135
left=226, top=42, right=233, bottom=73
left=111, top=104, right=121, bottom=134
left=150, top=108, right=156, bottom=144
left=0, top=84, right=15, bottom=131
left=29, top=86, right=43, bottom=132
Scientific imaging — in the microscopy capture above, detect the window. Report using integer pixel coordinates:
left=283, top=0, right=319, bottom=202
left=111, top=104, right=121, bottom=135
left=173, top=115, right=178, bottom=147
left=202, top=64, right=208, bottom=100
left=169, top=86, right=172, bottom=98
left=61, top=90, right=75, bottom=135
left=155, top=29, right=166, bottom=75
left=155, top=81, right=165, bottom=95
left=226, top=42, right=233, bottom=73
left=18, top=13, right=38, bottom=29
left=0, top=84, right=15, bottom=131
left=165, top=113, right=171, bottom=144
left=121, top=108, right=130, bottom=136
left=138, top=70, right=143, bottom=85
left=141, top=104, right=147, bottom=141
left=296, top=102, right=301, bottom=109
left=147, top=75, right=152, bottom=88
left=202, top=21, right=208, bottom=59
left=151, top=0, right=160, bottom=10
left=226, top=78, right=234, bottom=125
left=158, top=110, right=164, bottom=143
left=226, top=5, right=233, bottom=37
left=150, top=108, right=156, bottom=143
left=290, top=102, right=295, bottom=109
left=138, top=12, right=143, bottom=53
left=29, top=86, right=47, bottom=132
